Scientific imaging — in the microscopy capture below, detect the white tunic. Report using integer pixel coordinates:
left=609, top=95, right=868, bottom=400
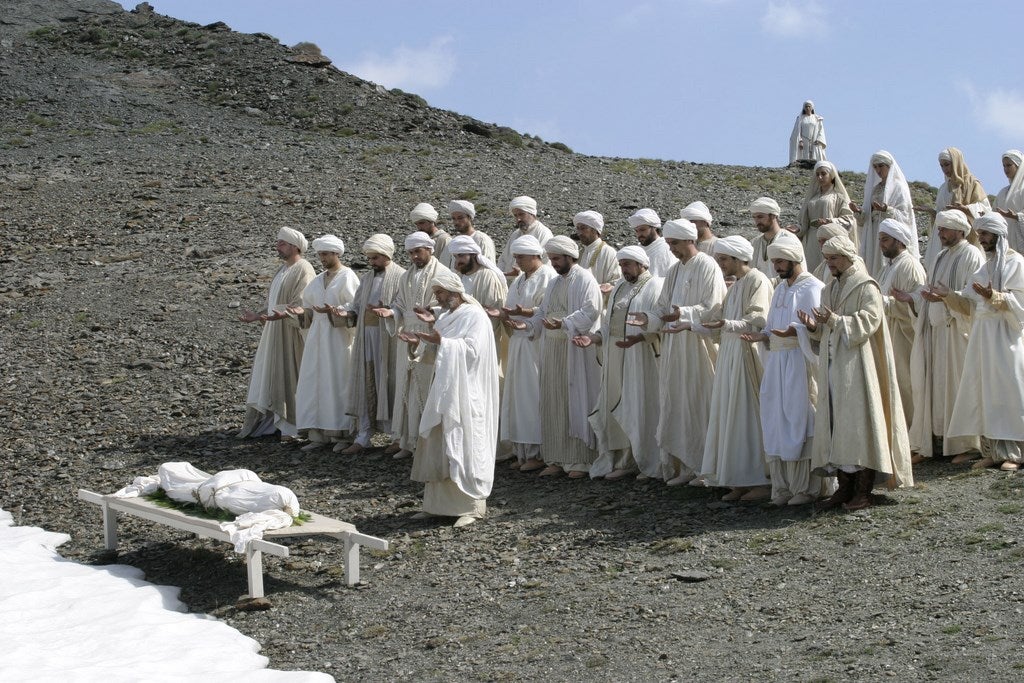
left=643, top=237, right=675, bottom=278
left=497, top=220, right=554, bottom=274
left=579, top=239, right=622, bottom=286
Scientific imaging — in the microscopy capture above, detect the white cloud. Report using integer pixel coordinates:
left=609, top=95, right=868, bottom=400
left=958, top=81, right=1024, bottom=139
left=345, top=36, right=455, bottom=92
left=761, top=1, right=827, bottom=38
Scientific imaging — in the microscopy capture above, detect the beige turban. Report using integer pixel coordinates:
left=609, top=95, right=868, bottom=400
left=311, top=234, right=345, bottom=254
left=573, top=210, right=604, bottom=233
left=510, top=234, right=544, bottom=256
left=409, top=202, right=439, bottom=223
left=448, top=199, right=476, bottom=218
left=680, top=201, right=713, bottom=224
left=878, top=219, right=919, bottom=259
left=277, top=226, right=308, bottom=253
left=935, top=209, right=971, bottom=234
left=816, top=222, right=848, bottom=242
left=749, top=197, right=781, bottom=216
left=663, top=218, right=697, bottom=241
left=429, top=269, right=465, bottom=294
left=628, top=208, right=661, bottom=228
left=509, top=196, right=537, bottom=215
left=404, top=232, right=435, bottom=251
left=616, top=245, right=650, bottom=267
left=766, top=234, right=804, bottom=262
left=713, top=235, right=753, bottom=261
left=545, top=235, right=579, bottom=259
left=821, top=235, right=859, bottom=260
left=362, top=233, right=395, bottom=258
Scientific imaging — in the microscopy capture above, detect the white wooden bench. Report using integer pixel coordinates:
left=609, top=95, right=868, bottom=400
left=78, top=489, right=388, bottom=599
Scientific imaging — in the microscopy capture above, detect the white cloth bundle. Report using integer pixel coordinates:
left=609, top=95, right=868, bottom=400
left=158, top=462, right=213, bottom=503
left=195, top=469, right=261, bottom=509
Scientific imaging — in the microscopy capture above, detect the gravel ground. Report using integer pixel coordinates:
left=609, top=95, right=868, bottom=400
left=3, top=2, right=1022, bottom=681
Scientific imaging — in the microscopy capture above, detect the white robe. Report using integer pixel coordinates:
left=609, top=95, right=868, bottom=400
left=643, top=237, right=675, bottom=278
left=497, top=220, right=554, bottom=274
left=922, top=182, right=990, bottom=274
left=580, top=239, right=622, bottom=286
left=449, top=230, right=496, bottom=269
left=877, top=250, right=926, bottom=425
left=295, top=268, right=359, bottom=433
left=994, top=184, right=1024, bottom=253
left=751, top=230, right=803, bottom=279
left=789, top=113, right=826, bottom=163
left=857, top=180, right=916, bottom=280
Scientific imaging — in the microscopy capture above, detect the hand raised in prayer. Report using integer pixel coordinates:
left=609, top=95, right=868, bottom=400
left=599, top=282, right=614, bottom=294
left=311, top=303, right=332, bottom=314
left=770, top=325, right=798, bottom=337
left=504, top=266, right=521, bottom=278
left=330, top=306, right=350, bottom=317
left=370, top=303, right=393, bottom=318
left=571, top=334, right=594, bottom=348
left=812, top=306, right=834, bottom=326
left=286, top=305, right=306, bottom=316
left=541, top=317, right=563, bottom=330
left=615, top=334, right=644, bottom=349
left=812, top=218, right=830, bottom=228
left=849, top=201, right=861, bottom=214
left=783, top=223, right=800, bottom=234
left=870, top=201, right=888, bottom=212
left=397, top=331, right=419, bottom=347
left=659, top=307, right=681, bottom=323
left=796, top=309, right=816, bottom=331
left=626, top=312, right=649, bottom=329
left=890, top=287, right=914, bottom=304
left=238, top=309, right=261, bottom=323
left=503, top=304, right=534, bottom=317
left=484, top=306, right=506, bottom=320
left=740, top=332, right=769, bottom=344
left=921, top=284, right=950, bottom=302
left=261, top=310, right=287, bottom=322
left=996, top=208, right=1016, bottom=219
left=413, top=306, right=436, bottom=324
left=506, top=318, right=528, bottom=331
left=416, top=329, right=442, bottom=345
left=663, top=321, right=691, bottom=334
left=702, top=319, right=726, bottom=329
left=972, top=281, right=994, bottom=300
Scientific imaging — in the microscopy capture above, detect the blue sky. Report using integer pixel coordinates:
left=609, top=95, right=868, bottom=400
left=120, top=1, right=1023, bottom=193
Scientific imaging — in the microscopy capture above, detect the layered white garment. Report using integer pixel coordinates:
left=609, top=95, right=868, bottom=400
left=877, top=250, right=927, bottom=424
left=857, top=163, right=916, bottom=279
left=431, top=229, right=453, bottom=271
left=995, top=183, right=1024, bottom=252
left=643, top=237, right=676, bottom=277
left=789, top=113, right=827, bottom=163
left=497, top=221, right=553, bottom=274
left=924, top=184, right=991, bottom=273
left=579, top=239, right=622, bottom=286
left=449, top=230, right=496, bottom=268
left=751, top=230, right=803, bottom=279
left=799, top=190, right=857, bottom=274
left=295, top=267, right=359, bottom=433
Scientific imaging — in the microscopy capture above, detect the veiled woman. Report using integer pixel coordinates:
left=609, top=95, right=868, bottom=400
left=919, top=147, right=989, bottom=273
left=788, top=100, right=827, bottom=164
left=994, top=150, right=1024, bottom=251
left=795, top=160, right=856, bottom=273
left=850, top=150, right=916, bottom=278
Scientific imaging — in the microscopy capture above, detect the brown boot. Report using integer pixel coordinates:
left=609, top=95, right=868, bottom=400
left=815, top=471, right=855, bottom=511
left=843, top=469, right=876, bottom=511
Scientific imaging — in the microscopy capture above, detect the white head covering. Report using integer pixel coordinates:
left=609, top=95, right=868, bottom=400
left=545, top=235, right=579, bottom=259
left=448, top=199, right=476, bottom=218
left=311, top=234, right=345, bottom=255
left=766, top=233, right=804, bottom=263
left=616, top=245, right=650, bottom=268
left=277, top=226, right=308, bottom=253
left=680, top=201, right=713, bottom=224
left=803, top=100, right=814, bottom=111
left=1004, top=150, right=1024, bottom=167
left=934, top=209, right=971, bottom=234
left=806, top=160, right=851, bottom=205
left=628, top=208, right=661, bottom=229
left=1003, top=150, right=1024, bottom=216
left=712, top=235, right=754, bottom=262
left=404, top=232, right=435, bottom=252
left=509, top=196, right=538, bottom=216
left=878, top=219, right=920, bottom=259
left=409, top=202, right=439, bottom=224
left=663, top=218, right=698, bottom=241
left=510, top=234, right=544, bottom=256
left=573, top=210, right=604, bottom=234
left=430, top=270, right=465, bottom=293
left=821, top=235, right=859, bottom=261
left=749, top=197, right=781, bottom=216
left=363, top=233, right=395, bottom=258
left=975, top=213, right=1010, bottom=288
left=864, top=150, right=917, bottom=239
left=816, top=222, right=848, bottom=244
left=449, top=235, right=504, bottom=279
left=938, top=149, right=952, bottom=163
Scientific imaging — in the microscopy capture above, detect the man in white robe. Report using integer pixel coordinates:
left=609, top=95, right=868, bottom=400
left=636, top=219, right=726, bottom=484
left=804, top=235, right=913, bottom=511
left=994, top=150, right=1024, bottom=251
left=498, top=196, right=553, bottom=277
left=749, top=197, right=802, bottom=278
left=947, top=214, right=1024, bottom=471
left=680, top=201, right=718, bottom=256
left=238, top=227, right=316, bottom=441
left=491, top=236, right=557, bottom=472
left=410, top=271, right=499, bottom=528
left=574, top=210, right=622, bottom=295
left=372, top=233, right=455, bottom=459
left=287, top=235, right=359, bottom=451
left=580, top=246, right=663, bottom=480
left=698, top=236, right=773, bottom=501
left=449, top=235, right=509, bottom=347
left=908, top=210, right=984, bottom=462
left=810, top=222, right=847, bottom=286
left=527, top=236, right=602, bottom=478
left=341, top=234, right=405, bottom=455
left=448, top=199, right=496, bottom=265
left=741, top=238, right=825, bottom=506
left=629, top=208, right=674, bottom=277
left=410, top=202, right=453, bottom=269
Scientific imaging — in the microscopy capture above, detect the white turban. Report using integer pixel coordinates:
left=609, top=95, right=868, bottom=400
left=311, top=234, right=345, bottom=255
left=545, top=235, right=579, bottom=259
left=509, top=196, right=537, bottom=216
left=766, top=233, right=804, bottom=262
left=680, top=201, right=713, bottom=225
left=878, top=219, right=920, bottom=259
left=448, top=199, right=476, bottom=218
left=362, top=233, right=395, bottom=258
left=628, top=208, right=662, bottom=228
left=404, top=232, right=435, bottom=252
left=573, top=210, right=604, bottom=233
left=712, top=235, right=753, bottom=262
left=1003, top=150, right=1024, bottom=168
left=816, top=222, right=848, bottom=243
left=935, top=209, right=971, bottom=234
left=749, top=197, right=781, bottom=216
left=429, top=270, right=465, bottom=294
left=510, top=234, right=543, bottom=256
left=448, top=235, right=481, bottom=255
left=277, top=226, right=308, bottom=253
left=822, top=235, right=859, bottom=261
left=409, top=202, right=439, bottom=224
left=975, top=212, right=1008, bottom=237
left=663, top=219, right=697, bottom=241
left=616, top=245, right=650, bottom=267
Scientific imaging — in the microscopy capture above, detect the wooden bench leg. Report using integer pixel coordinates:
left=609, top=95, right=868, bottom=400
left=246, top=544, right=264, bottom=599
left=101, top=500, right=118, bottom=551
left=344, top=537, right=359, bottom=586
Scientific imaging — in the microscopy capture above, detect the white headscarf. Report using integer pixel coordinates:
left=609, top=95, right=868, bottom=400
left=404, top=232, right=435, bottom=252
left=680, top=201, right=713, bottom=224
left=311, top=234, right=345, bottom=255
left=545, top=235, right=579, bottom=259
left=615, top=245, right=650, bottom=268
left=363, top=234, right=395, bottom=258
left=749, top=197, right=781, bottom=216
left=878, top=219, right=920, bottom=259
left=449, top=235, right=504, bottom=279
left=975, top=213, right=1010, bottom=289
left=509, top=196, right=537, bottom=216
left=628, top=208, right=661, bottom=228
left=510, top=234, right=544, bottom=256
left=409, top=202, right=439, bottom=223
left=573, top=210, right=604, bottom=234
left=712, top=235, right=754, bottom=262
left=1003, top=150, right=1024, bottom=215
left=864, top=150, right=916, bottom=235
left=663, top=219, right=697, bottom=241
left=448, top=200, right=476, bottom=218
left=277, top=227, right=308, bottom=253
left=805, top=160, right=851, bottom=204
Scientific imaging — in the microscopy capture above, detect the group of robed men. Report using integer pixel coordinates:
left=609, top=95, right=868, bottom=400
left=237, top=146, right=1024, bottom=523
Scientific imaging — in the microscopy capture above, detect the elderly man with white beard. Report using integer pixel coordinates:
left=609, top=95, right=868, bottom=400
left=448, top=199, right=496, bottom=265
left=574, top=210, right=621, bottom=295
left=237, top=227, right=316, bottom=442
left=410, top=202, right=453, bottom=269
left=946, top=214, right=1024, bottom=471
left=371, top=233, right=455, bottom=460
left=408, top=270, right=499, bottom=528
left=629, top=208, right=674, bottom=277
left=680, top=201, right=718, bottom=256
left=575, top=246, right=664, bottom=481
left=498, top=196, right=554, bottom=278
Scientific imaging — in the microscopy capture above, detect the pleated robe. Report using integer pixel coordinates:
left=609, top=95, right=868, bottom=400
left=644, top=237, right=676, bottom=278
left=799, top=188, right=857, bottom=274
left=877, top=250, right=926, bottom=426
